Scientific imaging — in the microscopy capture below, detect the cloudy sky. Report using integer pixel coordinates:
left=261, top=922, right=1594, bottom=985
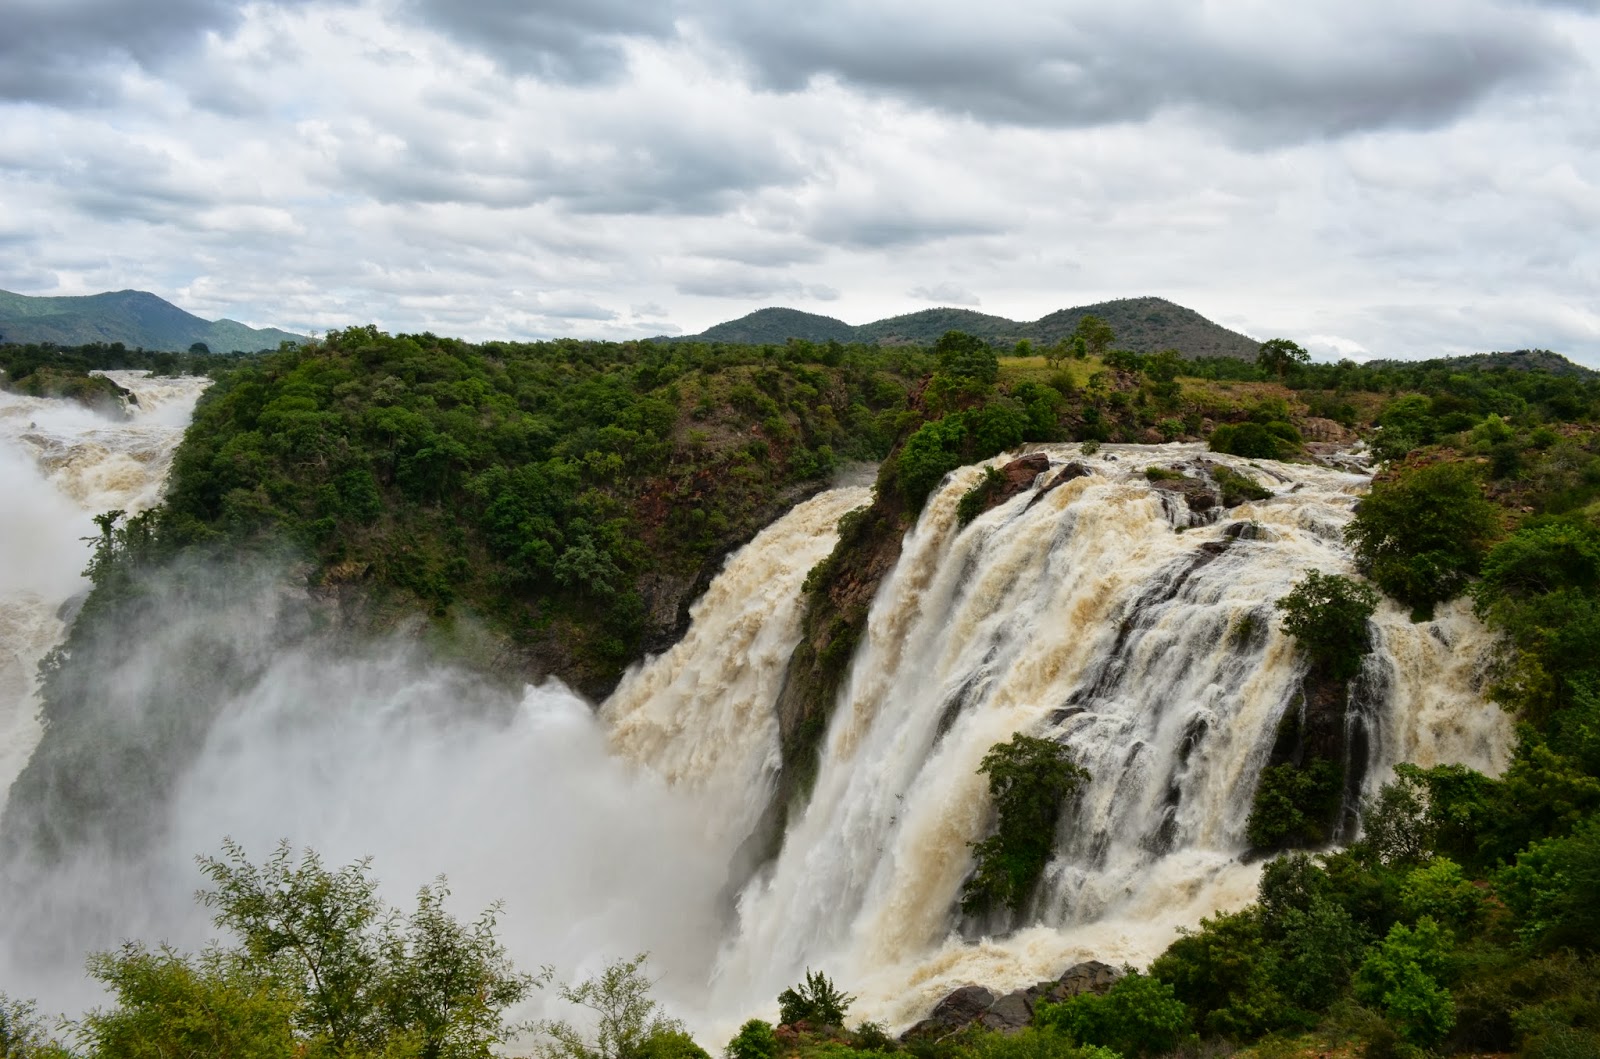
left=2, top=0, right=1598, bottom=361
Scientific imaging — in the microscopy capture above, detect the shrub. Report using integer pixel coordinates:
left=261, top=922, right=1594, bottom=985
left=958, top=467, right=1006, bottom=526
left=778, top=970, right=854, bottom=1027
left=1353, top=918, right=1457, bottom=1047
left=1246, top=759, right=1343, bottom=850
left=962, top=734, right=1090, bottom=915
left=1345, top=462, right=1500, bottom=618
left=1035, top=971, right=1192, bottom=1057
left=726, top=1020, right=779, bottom=1059
left=1275, top=571, right=1381, bottom=681
left=1210, top=422, right=1294, bottom=460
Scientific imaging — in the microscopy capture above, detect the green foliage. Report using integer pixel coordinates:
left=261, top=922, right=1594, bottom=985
left=1398, top=859, right=1482, bottom=932
left=959, top=1026, right=1117, bottom=1059
left=1070, top=316, right=1116, bottom=360
left=1034, top=971, right=1191, bottom=1057
left=1257, top=339, right=1311, bottom=380
left=1345, top=462, right=1501, bottom=617
left=778, top=971, right=855, bottom=1028
left=1353, top=919, right=1457, bottom=1047
left=934, top=332, right=1000, bottom=388
left=1151, top=908, right=1285, bottom=1039
left=1209, top=422, right=1296, bottom=460
left=1212, top=464, right=1272, bottom=506
left=1, top=994, right=71, bottom=1059
left=1498, top=814, right=1600, bottom=951
left=540, top=955, right=687, bottom=1059
left=725, top=1020, right=778, bottom=1059
left=962, top=735, right=1090, bottom=915
left=196, top=838, right=538, bottom=1058
left=1360, top=768, right=1436, bottom=866
left=76, top=945, right=297, bottom=1059
left=1247, top=759, right=1343, bottom=850
left=958, top=467, right=1006, bottom=526
left=1275, top=571, right=1381, bottom=681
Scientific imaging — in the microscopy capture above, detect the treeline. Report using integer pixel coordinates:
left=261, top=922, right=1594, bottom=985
left=77, top=327, right=929, bottom=692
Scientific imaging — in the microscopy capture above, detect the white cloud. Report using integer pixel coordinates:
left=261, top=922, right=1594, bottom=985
left=0, top=0, right=1594, bottom=361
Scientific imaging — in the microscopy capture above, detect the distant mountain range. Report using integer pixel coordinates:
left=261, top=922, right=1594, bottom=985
left=0, top=289, right=304, bottom=352
left=665, top=296, right=1264, bottom=359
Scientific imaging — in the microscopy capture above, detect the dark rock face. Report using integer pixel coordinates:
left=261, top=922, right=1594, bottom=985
left=980, top=991, right=1034, bottom=1031
left=1025, top=461, right=1094, bottom=511
left=1045, top=960, right=1123, bottom=1001
left=901, top=962, right=1124, bottom=1040
left=1149, top=474, right=1219, bottom=511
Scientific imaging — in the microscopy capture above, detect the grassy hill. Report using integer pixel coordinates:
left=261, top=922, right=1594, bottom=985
left=668, top=296, right=1263, bottom=359
left=1364, top=349, right=1597, bottom=380
left=0, top=289, right=304, bottom=352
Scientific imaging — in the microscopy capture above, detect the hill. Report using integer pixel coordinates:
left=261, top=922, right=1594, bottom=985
left=666, top=296, right=1263, bottom=359
left=1365, top=349, right=1597, bottom=380
left=0, top=289, right=304, bottom=352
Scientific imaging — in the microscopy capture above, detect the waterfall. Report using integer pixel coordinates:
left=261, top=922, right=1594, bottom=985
left=604, top=485, right=872, bottom=850
left=695, top=444, right=1509, bottom=1029
left=0, top=372, right=209, bottom=804
left=0, top=392, right=1511, bottom=1041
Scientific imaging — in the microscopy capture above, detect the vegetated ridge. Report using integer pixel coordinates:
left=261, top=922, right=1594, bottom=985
left=671, top=296, right=1262, bottom=359
left=0, top=288, right=304, bottom=352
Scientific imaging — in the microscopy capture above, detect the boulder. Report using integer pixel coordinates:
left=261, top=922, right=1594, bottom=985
left=1025, top=461, right=1093, bottom=511
left=900, top=985, right=997, bottom=1040
left=1047, top=961, right=1123, bottom=1001
left=979, top=990, right=1034, bottom=1032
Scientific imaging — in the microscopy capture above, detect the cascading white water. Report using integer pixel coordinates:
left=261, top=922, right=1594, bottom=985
left=604, top=485, right=872, bottom=849
left=694, top=444, right=1510, bottom=1030
left=0, top=397, right=1513, bottom=1044
left=0, top=372, right=209, bottom=803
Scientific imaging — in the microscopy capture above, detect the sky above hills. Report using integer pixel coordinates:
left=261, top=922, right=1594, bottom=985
left=3, top=1, right=1598, bottom=362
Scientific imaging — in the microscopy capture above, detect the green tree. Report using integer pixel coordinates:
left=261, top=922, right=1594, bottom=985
left=1353, top=918, right=1457, bottom=1046
left=724, top=1020, right=777, bottom=1059
left=934, top=331, right=999, bottom=387
left=1275, top=571, right=1381, bottom=681
left=963, top=734, right=1090, bottom=915
left=540, top=955, right=687, bottom=1059
left=777, top=970, right=854, bottom=1027
left=198, top=839, right=539, bottom=1058
left=1256, top=339, right=1310, bottom=380
left=1035, top=972, right=1191, bottom=1057
left=1345, top=461, right=1501, bottom=618
left=1071, top=317, right=1115, bottom=360
left=1, top=994, right=72, bottom=1059
left=76, top=945, right=297, bottom=1059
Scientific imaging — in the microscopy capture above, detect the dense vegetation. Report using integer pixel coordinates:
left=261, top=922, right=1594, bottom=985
left=13, top=316, right=1600, bottom=1059
left=75, top=326, right=928, bottom=693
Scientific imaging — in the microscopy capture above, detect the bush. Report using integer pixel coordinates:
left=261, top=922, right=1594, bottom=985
left=1210, top=422, right=1297, bottom=460
left=1247, top=759, right=1343, bottom=850
left=963, top=734, right=1090, bottom=915
left=959, top=467, right=1006, bottom=526
left=1034, top=971, right=1191, bottom=1057
left=541, top=954, right=688, bottom=1059
left=725, top=1020, right=779, bottom=1059
left=1275, top=571, right=1381, bottom=681
left=778, top=970, right=854, bottom=1027
left=1345, top=462, right=1500, bottom=618
left=1353, top=918, right=1457, bottom=1047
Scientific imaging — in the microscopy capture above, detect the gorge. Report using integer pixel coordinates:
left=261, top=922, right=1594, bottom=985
left=0, top=375, right=1510, bottom=1039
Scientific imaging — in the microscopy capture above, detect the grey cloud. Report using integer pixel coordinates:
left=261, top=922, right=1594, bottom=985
left=330, top=118, right=802, bottom=216
left=631, top=302, right=670, bottom=318
left=676, top=271, right=805, bottom=299
left=696, top=1, right=1573, bottom=143
left=808, top=285, right=841, bottom=301
left=400, top=0, right=672, bottom=82
left=910, top=282, right=981, bottom=306
left=0, top=0, right=311, bottom=104
left=808, top=209, right=999, bottom=250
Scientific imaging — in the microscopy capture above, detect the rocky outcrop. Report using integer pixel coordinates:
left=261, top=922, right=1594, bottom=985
left=900, top=961, right=1124, bottom=1040
left=1024, top=460, right=1093, bottom=511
